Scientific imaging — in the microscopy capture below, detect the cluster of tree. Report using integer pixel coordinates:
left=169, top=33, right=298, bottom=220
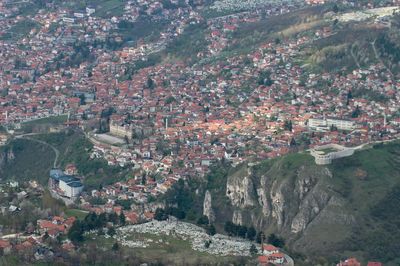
left=376, top=32, right=400, bottom=74
left=351, top=106, right=361, bottom=118
left=257, top=71, right=274, bottom=86
left=224, top=222, right=257, bottom=240
left=121, top=53, right=162, bottom=80
left=224, top=222, right=285, bottom=248
left=154, top=206, right=185, bottom=221
left=155, top=207, right=217, bottom=236
left=146, top=77, right=155, bottom=90
left=264, top=233, right=285, bottom=248
left=115, top=199, right=134, bottom=210
left=68, top=212, right=126, bottom=244
left=196, top=215, right=216, bottom=235
left=163, top=179, right=199, bottom=219
left=284, top=120, right=293, bottom=131
left=66, top=42, right=95, bottom=68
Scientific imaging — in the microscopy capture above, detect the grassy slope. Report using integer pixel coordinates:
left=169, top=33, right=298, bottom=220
left=31, top=130, right=130, bottom=190
left=330, top=142, right=400, bottom=264
left=0, top=139, right=54, bottom=184
left=1, top=129, right=129, bottom=190
left=198, top=142, right=400, bottom=264
left=264, top=142, right=400, bottom=263
left=224, top=5, right=329, bottom=55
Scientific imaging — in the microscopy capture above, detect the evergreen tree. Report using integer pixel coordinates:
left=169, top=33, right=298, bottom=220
left=154, top=208, right=168, bottom=221
left=250, top=244, right=258, bottom=256
left=197, top=215, right=209, bottom=225
left=68, top=220, right=84, bottom=244
left=112, top=242, right=119, bottom=251
left=119, top=212, right=126, bottom=226
left=352, top=106, right=361, bottom=118
left=247, top=227, right=257, bottom=241
left=108, top=227, right=116, bottom=237
left=207, top=224, right=216, bottom=236
left=267, top=233, right=285, bottom=248
left=147, top=77, right=155, bottom=90
left=333, top=3, right=339, bottom=13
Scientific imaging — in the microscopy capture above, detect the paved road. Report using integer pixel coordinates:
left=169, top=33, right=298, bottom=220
left=284, top=254, right=294, bottom=266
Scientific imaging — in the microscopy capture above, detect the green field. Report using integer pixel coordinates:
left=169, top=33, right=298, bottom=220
left=65, top=208, right=89, bottom=220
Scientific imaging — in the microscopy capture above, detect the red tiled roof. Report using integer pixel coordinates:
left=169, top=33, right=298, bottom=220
left=258, top=255, right=268, bottom=263
left=367, top=263, right=382, bottom=266
left=0, top=240, right=11, bottom=249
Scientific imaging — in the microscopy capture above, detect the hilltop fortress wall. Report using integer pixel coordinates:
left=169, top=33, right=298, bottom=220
left=310, top=144, right=355, bottom=165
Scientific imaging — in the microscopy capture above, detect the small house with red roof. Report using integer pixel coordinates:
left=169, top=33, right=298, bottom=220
left=262, top=244, right=279, bottom=256
left=337, top=258, right=361, bottom=266
left=0, top=239, right=11, bottom=255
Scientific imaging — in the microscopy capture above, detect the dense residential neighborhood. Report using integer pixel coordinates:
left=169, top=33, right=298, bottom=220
left=0, top=0, right=399, bottom=264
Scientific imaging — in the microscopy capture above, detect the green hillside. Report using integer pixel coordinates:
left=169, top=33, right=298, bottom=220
left=161, top=141, right=400, bottom=265
left=0, top=130, right=130, bottom=189
left=0, top=139, right=54, bottom=184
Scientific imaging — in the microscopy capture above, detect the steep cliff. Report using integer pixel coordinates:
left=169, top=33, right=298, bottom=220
left=0, top=146, right=15, bottom=172
left=199, top=142, right=400, bottom=262
left=203, top=190, right=215, bottom=222
left=208, top=154, right=354, bottom=254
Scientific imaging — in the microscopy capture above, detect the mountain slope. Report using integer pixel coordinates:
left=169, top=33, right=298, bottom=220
left=162, top=141, right=400, bottom=264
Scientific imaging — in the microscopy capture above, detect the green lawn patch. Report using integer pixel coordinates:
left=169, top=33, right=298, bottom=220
left=65, top=208, right=89, bottom=220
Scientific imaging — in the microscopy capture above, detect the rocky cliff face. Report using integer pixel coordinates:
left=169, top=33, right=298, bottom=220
left=0, top=147, right=15, bottom=172
left=204, top=156, right=356, bottom=254
left=203, top=190, right=215, bottom=222
left=226, top=168, right=256, bottom=208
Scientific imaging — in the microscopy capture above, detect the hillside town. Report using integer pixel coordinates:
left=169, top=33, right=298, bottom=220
left=0, top=0, right=399, bottom=264
left=1, top=0, right=400, bottom=203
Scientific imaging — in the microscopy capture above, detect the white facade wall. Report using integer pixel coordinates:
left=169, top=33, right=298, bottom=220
left=308, top=118, right=355, bottom=131
left=326, top=118, right=355, bottom=131
left=59, top=180, right=83, bottom=198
